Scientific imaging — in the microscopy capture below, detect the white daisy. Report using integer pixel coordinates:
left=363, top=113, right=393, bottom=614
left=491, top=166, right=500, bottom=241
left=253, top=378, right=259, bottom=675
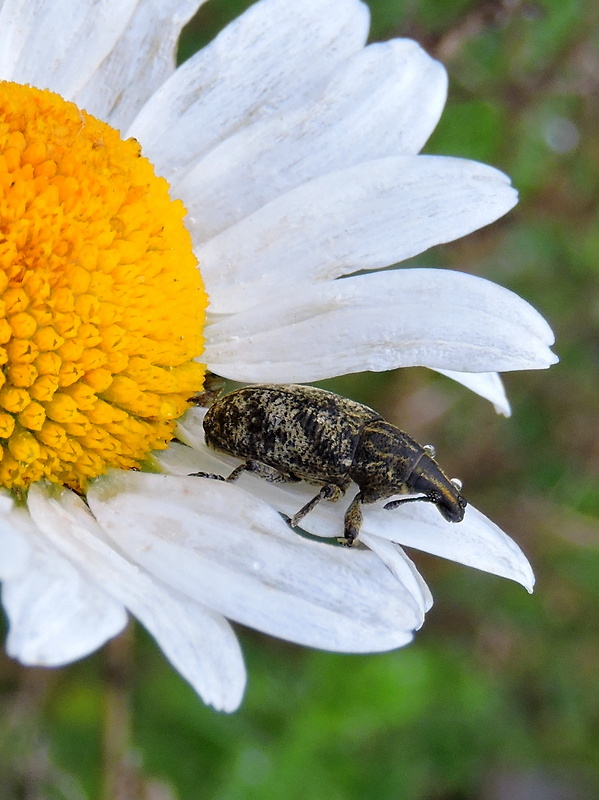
left=0, top=0, right=556, bottom=712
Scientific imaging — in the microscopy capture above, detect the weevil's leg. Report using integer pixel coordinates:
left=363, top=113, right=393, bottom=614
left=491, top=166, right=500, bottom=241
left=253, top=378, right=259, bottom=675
left=226, top=459, right=300, bottom=484
left=190, top=471, right=226, bottom=481
left=341, top=492, right=363, bottom=547
left=191, top=459, right=298, bottom=484
left=384, top=496, right=432, bottom=511
left=290, top=483, right=347, bottom=529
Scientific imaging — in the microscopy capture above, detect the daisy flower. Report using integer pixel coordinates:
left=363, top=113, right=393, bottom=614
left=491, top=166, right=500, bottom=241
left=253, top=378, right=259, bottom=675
left=0, top=0, right=556, bottom=712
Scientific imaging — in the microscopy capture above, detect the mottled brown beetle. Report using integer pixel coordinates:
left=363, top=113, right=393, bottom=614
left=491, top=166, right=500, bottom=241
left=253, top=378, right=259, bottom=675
left=195, top=384, right=466, bottom=546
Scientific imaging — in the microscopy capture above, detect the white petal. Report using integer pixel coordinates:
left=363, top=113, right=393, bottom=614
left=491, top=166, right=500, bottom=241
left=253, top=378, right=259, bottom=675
left=199, top=156, right=517, bottom=314
left=73, top=0, right=202, bottom=131
left=128, top=0, right=369, bottom=178
left=175, top=406, right=207, bottom=448
left=0, top=0, right=138, bottom=98
left=204, top=269, right=557, bottom=383
left=152, top=438, right=205, bottom=475
left=27, top=485, right=246, bottom=711
left=0, top=495, right=33, bottom=579
left=3, top=535, right=127, bottom=667
left=87, top=471, right=426, bottom=652
left=168, top=429, right=534, bottom=592
left=359, top=534, right=433, bottom=618
left=360, top=502, right=535, bottom=592
left=176, top=39, right=447, bottom=239
left=435, top=369, right=512, bottom=416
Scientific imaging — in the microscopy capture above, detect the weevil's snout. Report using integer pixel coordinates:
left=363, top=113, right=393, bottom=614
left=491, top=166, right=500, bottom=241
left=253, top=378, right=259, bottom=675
left=436, top=492, right=467, bottom=523
left=410, top=469, right=467, bottom=523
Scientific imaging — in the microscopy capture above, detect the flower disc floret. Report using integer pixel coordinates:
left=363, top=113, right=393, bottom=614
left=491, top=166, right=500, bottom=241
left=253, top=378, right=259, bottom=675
left=0, top=82, right=207, bottom=491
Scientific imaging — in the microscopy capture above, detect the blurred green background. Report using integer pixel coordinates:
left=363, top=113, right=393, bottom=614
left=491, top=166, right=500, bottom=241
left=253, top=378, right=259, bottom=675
left=2, top=0, right=599, bottom=798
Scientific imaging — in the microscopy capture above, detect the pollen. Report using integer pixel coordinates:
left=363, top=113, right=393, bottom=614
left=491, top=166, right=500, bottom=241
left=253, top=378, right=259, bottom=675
left=0, top=82, right=207, bottom=491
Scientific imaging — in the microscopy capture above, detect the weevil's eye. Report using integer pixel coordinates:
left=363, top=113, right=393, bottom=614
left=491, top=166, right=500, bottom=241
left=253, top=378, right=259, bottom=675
left=451, top=477, right=463, bottom=492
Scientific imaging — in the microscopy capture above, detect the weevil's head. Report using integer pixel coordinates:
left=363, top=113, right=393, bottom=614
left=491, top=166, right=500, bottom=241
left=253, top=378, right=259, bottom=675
left=410, top=462, right=467, bottom=523
left=352, top=422, right=467, bottom=523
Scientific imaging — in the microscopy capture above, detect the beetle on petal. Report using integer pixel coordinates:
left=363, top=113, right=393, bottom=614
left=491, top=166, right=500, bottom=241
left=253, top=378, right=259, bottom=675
left=195, top=384, right=466, bottom=546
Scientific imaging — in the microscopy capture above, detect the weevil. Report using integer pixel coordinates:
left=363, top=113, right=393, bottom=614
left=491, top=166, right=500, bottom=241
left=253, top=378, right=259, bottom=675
left=195, top=384, right=466, bottom=546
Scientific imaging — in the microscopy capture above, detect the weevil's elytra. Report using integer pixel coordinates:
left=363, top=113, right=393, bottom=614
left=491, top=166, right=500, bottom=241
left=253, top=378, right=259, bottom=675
left=196, top=384, right=466, bottom=546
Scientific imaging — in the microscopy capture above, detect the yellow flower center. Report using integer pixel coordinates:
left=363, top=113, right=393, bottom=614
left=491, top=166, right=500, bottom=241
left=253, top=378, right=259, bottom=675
left=0, top=82, right=207, bottom=492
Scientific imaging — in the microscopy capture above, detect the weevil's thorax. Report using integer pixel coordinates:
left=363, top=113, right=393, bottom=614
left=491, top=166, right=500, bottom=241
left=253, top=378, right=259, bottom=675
left=350, top=420, right=425, bottom=503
